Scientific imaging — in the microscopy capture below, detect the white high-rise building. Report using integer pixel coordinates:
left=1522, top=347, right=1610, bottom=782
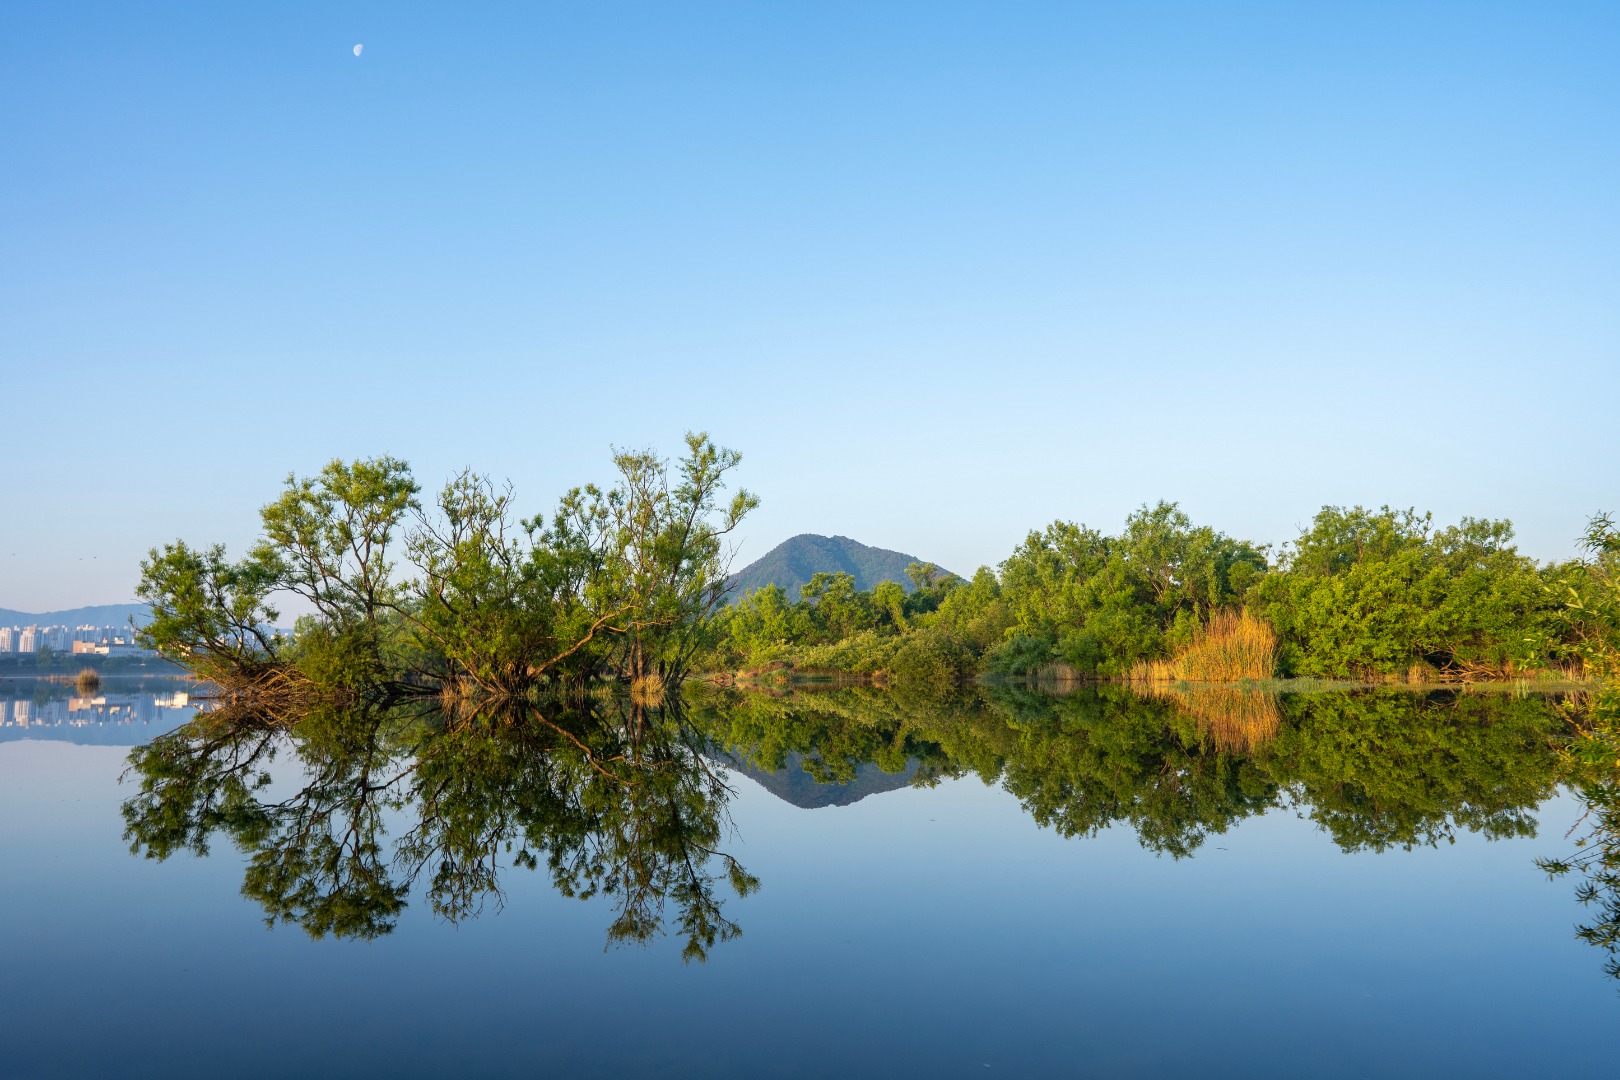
left=0, top=627, right=15, bottom=653
left=16, top=627, right=39, bottom=653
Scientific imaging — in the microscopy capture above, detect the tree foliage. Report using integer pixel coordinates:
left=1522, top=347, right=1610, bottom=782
left=1250, top=506, right=1564, bottom=678
left=708, top=501, right=1584, bottom=686
left=137, top=434, right=753, bottom=699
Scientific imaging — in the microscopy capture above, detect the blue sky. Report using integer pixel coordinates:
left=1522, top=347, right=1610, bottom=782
left=2, top=1, right=1616, bottom=611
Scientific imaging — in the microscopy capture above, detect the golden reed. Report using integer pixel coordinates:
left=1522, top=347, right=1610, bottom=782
left=1129, top=609, right=1278, bottom=684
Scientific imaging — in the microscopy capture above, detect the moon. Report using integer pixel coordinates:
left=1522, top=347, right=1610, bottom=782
left=353, top=44, right=363, bottom=57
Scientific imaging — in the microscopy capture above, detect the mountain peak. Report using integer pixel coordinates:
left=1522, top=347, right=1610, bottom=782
left=726, top=534, right=951, bottom=601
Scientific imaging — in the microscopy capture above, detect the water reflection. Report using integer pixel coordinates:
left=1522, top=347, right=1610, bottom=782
left=122, top=685, right=1572, bottom=960
left=705, top=684, right=1564, bottom=857
left=1538, top=775, right=1620, bottom=980
left=122, top=697, right=756, bottom=958
left=0, top=676, right=200, bottom=744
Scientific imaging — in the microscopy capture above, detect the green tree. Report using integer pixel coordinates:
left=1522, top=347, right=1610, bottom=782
left=1251, top=506, right=1558, bottom=677
left=993, top=503, right=1266, bottom=675
left=135, top=435, right=754, bottom=698
left=1535, top=513, right=1620, bottom=979
left=257, top=456, right=420, bottom=629
left=594, top=432, right=757, bottom=684
left=135, top=541, right=286, bottom=686
left=402, top=470, right=620, bottom=695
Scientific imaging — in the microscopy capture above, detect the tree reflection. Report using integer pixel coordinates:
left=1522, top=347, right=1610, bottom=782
left=1537, top=772, right=1620, bottom=981
left=124, top=696, right=755, bottom=958
left=692, top=684, right=1565, bottom=860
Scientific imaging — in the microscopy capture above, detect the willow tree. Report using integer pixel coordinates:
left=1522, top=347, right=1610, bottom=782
left=135, top=540, right=289, bottom=689
left=135, top=434, right=754, bottom=698
left=592, top=432, right=757, bottom=688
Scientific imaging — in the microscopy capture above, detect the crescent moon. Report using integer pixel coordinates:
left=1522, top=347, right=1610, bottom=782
left=353, top=44, right=363, bottom=57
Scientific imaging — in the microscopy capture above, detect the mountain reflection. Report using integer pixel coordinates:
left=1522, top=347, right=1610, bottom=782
left=123, top=686, right=1569, bottom=955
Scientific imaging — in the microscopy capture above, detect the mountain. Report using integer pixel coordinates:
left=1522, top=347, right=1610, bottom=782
left=0, top=603, right=152, bottom=628
left=726, top=534, right=952, bottom=601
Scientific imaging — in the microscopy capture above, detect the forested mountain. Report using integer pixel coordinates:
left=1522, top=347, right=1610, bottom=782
left=726, top=534, right=951, bottom=601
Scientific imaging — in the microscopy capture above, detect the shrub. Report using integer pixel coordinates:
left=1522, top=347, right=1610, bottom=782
left=888, top=630, right=975, bottom=687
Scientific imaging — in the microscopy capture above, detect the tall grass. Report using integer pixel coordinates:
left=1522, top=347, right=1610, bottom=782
left=75, top=667, right=102, bottom=693
left=1129, top=609, right=1277, bottom=684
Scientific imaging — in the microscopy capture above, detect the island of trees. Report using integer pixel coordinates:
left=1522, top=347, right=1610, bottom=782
left=125, top=443, right=1620, bottom=970
left=136, top=437, right=1616, bottom=698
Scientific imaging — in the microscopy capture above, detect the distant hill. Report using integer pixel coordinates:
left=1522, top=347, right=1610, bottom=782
left=726, top=534, right=952, bottom=601
left=0, top=603, right=151, bottom=628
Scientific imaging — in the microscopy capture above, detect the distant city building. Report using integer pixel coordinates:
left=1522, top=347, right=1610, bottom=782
left=0, top=627, right=14, bottom=653
left=16, top=627, right=39, bottom=653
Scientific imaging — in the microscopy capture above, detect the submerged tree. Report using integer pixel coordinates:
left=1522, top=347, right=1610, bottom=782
left=136, top=433, right=754, bottom=699
left=135, top=541, right=290, bottom=689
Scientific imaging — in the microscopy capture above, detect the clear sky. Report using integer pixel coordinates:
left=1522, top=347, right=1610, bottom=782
left=2, top=2, right=1616, bottom=612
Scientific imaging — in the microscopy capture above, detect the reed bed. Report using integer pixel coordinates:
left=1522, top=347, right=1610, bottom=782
left=1129, top=609, right=1277, bottom=684
left=74, top=667, right=102, bottom=693
left=1031, top=661, right=1085, bottom=683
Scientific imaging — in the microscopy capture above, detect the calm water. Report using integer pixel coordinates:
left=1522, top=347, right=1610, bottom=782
left=2, top=677, right=1616, bottom=1078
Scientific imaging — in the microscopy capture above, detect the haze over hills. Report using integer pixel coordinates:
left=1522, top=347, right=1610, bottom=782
left=0, top=603, right=150, bottom=628
left=726, top=534, right=953, bottom=602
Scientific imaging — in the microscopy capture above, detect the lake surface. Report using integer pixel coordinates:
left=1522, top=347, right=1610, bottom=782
left=2, top=677, right=1616, bottom=1078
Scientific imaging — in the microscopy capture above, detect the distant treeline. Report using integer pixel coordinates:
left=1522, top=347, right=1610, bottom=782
left=708, top=503, right=1614, bottom=683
